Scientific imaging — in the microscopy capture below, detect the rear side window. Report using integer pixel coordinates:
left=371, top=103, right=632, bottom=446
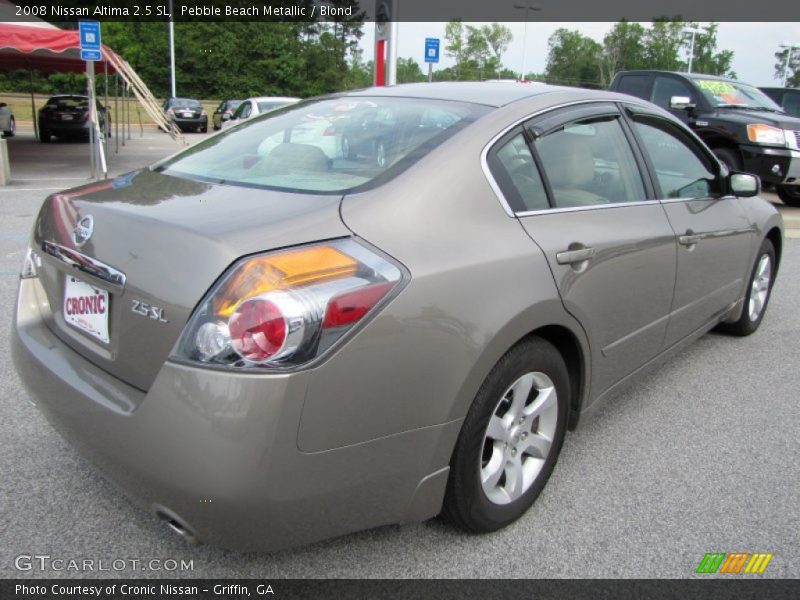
left=535, top=119, right=646, bottom=208
left=633, top=119, right=718, bottom=199
left=490, top=133, right=549, bottom=212
left=156, top=97, right=488, bottom=194
left=651, top=77, right=695, bottom=109
left=615, top=75, right=651, bottom=100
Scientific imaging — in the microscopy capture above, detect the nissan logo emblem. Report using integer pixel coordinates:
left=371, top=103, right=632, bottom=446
left=72, top=215, right=94, bottom=248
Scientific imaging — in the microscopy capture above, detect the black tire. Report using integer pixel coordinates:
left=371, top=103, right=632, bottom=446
left=718, top=238, right=776, bottom=336
left=3, top=116, right=15, bottom=138
left=776, top=185, right=800, bottom=208
left=39, top=129, right=51, bottom=143
left=200, top=126, right=208, bottom=133
left=443, top=337, right=569, bottom=533
left=712, top=147, right=741, bottom=172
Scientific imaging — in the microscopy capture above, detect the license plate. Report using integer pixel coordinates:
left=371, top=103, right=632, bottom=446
left=182, top=112, right=193, bottom=118
left=63, top=276, right=109, bottom=343
left=60, top=114, right=74, bottom=120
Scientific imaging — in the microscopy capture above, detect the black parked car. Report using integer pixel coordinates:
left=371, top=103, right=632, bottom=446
left=760, top=87, right=800, bottom=119
left=610, top=71, right=800, bottom=206
left=212, top=99, right=242, bottom=130
left=38, top=95, right=109, bottom=143
left=163, top=98, right=208, bottom=133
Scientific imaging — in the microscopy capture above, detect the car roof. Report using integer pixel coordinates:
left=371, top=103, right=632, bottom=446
left=341, top=82, right=575, bottom=108
left=615, top=70, right=744, bottom=84
left=249, top=96, right=301, bottom=103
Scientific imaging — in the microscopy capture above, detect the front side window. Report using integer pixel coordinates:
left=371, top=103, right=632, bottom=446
left=155, top=97, right=487, bottom=193
left=651, top=77, right=695, bottom=109
left=535, top=118, right=646, bottom=208
left=782, top=92, right=800, bottom=118
left=633, top=119, right=718, bottom=199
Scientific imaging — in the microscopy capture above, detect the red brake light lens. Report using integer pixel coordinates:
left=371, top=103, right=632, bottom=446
left=323, top=281, right=394, bottom=329
left=228, top=298, right=287, bottom=361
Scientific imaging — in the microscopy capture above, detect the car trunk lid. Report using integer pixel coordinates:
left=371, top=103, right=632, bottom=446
left=32, top=168, right=349, bottom=391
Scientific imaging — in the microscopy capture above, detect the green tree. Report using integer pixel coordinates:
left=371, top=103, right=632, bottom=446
left=774, top=46, right=800, bottom=87
left=600, top=20, right=646, bottom=86
left=544, top=28, right=603, bottom=88
left=444, top=20, right=466, bottom=79
left=642, top=18, right=686, bottom=71
left=465, top=25, right=492, bottom=79
left=685, top=23, right=735, bottom=77
left=396, top=58, right=426, bottom=83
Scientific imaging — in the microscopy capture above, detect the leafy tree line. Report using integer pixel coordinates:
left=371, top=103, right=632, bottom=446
left=774, top=46, right=800, bottom=87
left=544, top=20, right=736, bottom=89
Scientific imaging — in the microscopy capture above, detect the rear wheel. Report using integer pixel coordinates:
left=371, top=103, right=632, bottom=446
left=443, top=337, right=569, bottom=532
left=719, top=239, right=775, bottom=336
left=776, top=185, right=800, bottom=208
left=3, top=116, right=15, bottom=137
left=200, top=125, right=208, bottom=133
left=39, top=128, right=51, bottom=143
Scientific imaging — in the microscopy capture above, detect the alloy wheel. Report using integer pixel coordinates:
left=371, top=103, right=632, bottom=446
left=480, top=371, right=558, bottom=505
left=748, top=253, right=772, bottom=322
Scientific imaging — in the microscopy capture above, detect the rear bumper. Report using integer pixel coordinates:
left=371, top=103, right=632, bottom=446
left=741, top=145, right=800, bottom=186
left=171, top=116, right=207, bottom=130
left=39, top=119, right=91, bottom=135
left=12, top=276, right=456, bottom=551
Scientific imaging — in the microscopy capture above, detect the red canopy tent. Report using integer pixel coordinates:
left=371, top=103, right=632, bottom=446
left=0, top=22, right=120, bottom=73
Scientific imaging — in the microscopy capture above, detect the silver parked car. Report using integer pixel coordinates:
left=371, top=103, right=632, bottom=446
left=0, top=101, right=16, bottom=137
left=12, top=83, right=782, bottom=551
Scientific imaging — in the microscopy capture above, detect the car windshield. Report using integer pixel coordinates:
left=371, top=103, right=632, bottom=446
left=257, top=100, right=294, bottom=112
left=694, top=79, right=783, bottom=111
left=155, top=97, right=488, bottom=193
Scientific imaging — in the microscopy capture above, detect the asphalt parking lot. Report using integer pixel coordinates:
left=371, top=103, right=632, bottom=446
left=0, top=125, right=798, bottom=579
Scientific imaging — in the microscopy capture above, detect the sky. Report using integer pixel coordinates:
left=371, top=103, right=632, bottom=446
left=359, top=22, right=800, bottom=87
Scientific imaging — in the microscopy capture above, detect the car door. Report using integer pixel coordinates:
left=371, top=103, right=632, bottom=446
left=488, top=102, right=678, bottom=396
left=624, top=107, right=756, bottom=346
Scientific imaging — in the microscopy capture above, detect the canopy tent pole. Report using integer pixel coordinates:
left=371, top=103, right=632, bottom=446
left=87, top=60, right=96, bottom=179
left=114, top=72, right=119, bottom=153
left=104, top=59, right=109, bottom=140
left=121, top=82, right=126, bottom=147
left=28, top=65, right=38, bottom=140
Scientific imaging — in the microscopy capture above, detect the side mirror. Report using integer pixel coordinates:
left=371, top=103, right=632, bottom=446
left=729, top=172, right=760, bottom=198
left=670, top=96, right=696, bottom=111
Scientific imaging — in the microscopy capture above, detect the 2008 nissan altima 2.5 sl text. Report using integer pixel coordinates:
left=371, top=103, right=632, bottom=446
left=12, top=83, right=782, bottom=551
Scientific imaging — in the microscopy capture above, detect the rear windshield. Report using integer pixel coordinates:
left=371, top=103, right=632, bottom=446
left=45, top=97, right=88, bottom=109
left=694, top=79, right=783, bottom=111
left=154, top=97, right=488, bottom=193
left=171, top=98, right=202, bottom=108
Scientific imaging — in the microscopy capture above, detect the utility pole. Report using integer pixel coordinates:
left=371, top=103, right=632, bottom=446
left=513, top=2, right=541, bottom=81
left=684, top=27, right=703, bottom=74
left=779, top=43, right=800, bottom=87
left=168, top=0, right=176, bottom=98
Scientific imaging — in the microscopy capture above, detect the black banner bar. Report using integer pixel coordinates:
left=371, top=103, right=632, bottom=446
left=2, top=579, right=800, bottom=600
left=5, top=0, right=800, bottom=23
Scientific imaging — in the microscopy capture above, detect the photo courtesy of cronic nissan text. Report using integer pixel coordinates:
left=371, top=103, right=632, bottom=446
left=0, top=0, right=798, bottom=598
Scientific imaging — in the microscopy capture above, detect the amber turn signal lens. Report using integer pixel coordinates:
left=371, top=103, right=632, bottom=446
left=213, top=245, right=358, bottom=317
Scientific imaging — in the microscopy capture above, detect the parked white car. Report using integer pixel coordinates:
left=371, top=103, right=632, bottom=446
left=221, top=96, right=300, bottom=129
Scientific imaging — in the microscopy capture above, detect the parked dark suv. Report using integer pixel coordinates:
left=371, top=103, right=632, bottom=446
left=760, top=87, right=800, bottom=119
left=610, top=71, right=800, bottom=206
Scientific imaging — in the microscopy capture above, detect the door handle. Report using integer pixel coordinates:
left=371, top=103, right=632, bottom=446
left=556, top=247, right=595, bottom=265
left=679, top=234, right=702, bottom=246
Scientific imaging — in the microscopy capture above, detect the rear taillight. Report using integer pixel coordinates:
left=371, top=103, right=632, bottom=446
left=172, top=240, right=404, bottom=370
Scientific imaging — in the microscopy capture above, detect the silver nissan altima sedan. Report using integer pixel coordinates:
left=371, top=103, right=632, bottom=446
left=12, top=82, right=782, bottom=551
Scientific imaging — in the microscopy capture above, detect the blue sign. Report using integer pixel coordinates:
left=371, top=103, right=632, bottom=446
left=79, top=21, right=101, bottom=62
left=424, top=38, right=440, bottom=63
